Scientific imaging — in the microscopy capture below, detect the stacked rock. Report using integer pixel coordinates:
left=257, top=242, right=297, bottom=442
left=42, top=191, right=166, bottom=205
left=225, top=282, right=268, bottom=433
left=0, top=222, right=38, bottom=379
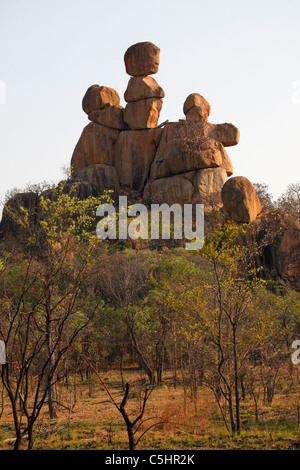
left=113, top=42, right=165, bottom=192
left=183, top=93, right=211, bottom=124
left=83, top=84, right=125, bottom=130
left=183, top=92, right=240, bottom=149
left=70, top=43, right=166, bottom=195
left=145, top=93, right=239, bottom=207
left=69, top=42, right=248, bottom=216
left=70, top=84, right=124, bottom=194
left=123, top=42, right=165, bottom=129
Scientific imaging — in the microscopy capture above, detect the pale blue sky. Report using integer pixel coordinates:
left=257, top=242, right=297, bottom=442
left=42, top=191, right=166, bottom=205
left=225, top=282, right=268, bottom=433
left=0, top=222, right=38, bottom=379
left=0, top=0, right=299, bottom=208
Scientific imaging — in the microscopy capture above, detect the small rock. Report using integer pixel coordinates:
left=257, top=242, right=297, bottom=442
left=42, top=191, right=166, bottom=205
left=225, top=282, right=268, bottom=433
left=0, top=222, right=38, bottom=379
left=114, top=129, right=162, bottom=192
left=124, top=42, right=160, bottom=76
left=82, top=85, right=120, bottom=115
left=124, top=76, right=165, bottom=103
left=183, top=93, right=211, bottom=122
left=205, top=122, right=240, bottom=147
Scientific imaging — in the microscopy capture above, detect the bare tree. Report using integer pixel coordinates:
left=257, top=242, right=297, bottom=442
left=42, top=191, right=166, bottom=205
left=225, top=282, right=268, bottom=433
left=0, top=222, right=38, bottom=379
left=0, top=183, right=110, bottom=448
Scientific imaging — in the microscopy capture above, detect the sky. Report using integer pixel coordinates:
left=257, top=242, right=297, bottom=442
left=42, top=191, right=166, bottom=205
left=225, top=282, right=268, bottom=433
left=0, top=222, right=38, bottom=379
left=0, top=0, right=300, bottom=211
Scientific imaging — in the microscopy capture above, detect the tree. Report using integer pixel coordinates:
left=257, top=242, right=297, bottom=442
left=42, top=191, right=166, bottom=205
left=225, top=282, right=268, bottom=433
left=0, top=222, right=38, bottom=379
left=97, top=249, right=159, bottom=384
left=252, top=182, right=274, bottom=211
left=276, top=182, right=300, bottom=223
left=83, top=356, right=159, bottom=451
left=0, top=182, right=110, bottom=449
left=199, top=221, right=264, bottom=433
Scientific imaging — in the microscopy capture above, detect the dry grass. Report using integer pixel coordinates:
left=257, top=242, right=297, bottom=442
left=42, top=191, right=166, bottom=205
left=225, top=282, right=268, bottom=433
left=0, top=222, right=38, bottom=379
left=0, top=368, right=300, bottom=450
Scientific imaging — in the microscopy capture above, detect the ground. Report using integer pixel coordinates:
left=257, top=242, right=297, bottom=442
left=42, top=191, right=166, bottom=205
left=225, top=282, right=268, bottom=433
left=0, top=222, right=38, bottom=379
left=0, top=368, right=300, bottom=450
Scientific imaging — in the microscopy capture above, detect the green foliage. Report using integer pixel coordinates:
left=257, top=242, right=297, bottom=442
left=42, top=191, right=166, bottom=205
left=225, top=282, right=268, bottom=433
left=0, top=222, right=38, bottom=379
left=1, top=178, right=300, bottom=448
left=276, top=182, right=300, bottom=223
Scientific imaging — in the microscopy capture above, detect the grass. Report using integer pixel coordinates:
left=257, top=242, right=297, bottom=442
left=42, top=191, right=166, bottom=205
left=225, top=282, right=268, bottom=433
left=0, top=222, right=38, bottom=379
left=0, top=368, right=300, bottom=450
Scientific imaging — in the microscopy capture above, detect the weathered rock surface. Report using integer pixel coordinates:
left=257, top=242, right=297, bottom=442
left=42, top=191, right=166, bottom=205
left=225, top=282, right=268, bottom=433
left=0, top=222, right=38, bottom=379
left=243, top=211, right=300, bottom=284
left=150, top=131, right=224, bottom=181
left=221, top=176, right=262, bottom=223
left=0, top=192, right=40, bottom=239
left=63, top=179, right=106, bottom=199
left=124, top=98, right=163, bottom=130
left=97, top=105, right=126, bottom=130
left=71, top=122, right=120, bottom=176
left=183, top=93, right=211, bottom=122
left=124, top=76, right=165, bottom=103
left=88, top=106, right=125, bottom=129
left=88, top=109, right=101, bottom=123
left=204, top=122, right=240, bottom=147
left=190, top=167, right=228, bottom=204
left=114, top=129, right=162, bottom=192
left=219, top=145, right=234, bottom=176
left=82, top=85, right=120, bottom=114
left=144, top=175, right=194, bottom=205
left=186, top=106, right=209, bottom=124
left=124, top=42, right=160, bottom=76
left=144, top=167, right=227, bottom=207
left=1, top=40, right=299, bottom=290
left=72, top=163, right=120, bottom=193
left=73, top=44, right=235, bottom=215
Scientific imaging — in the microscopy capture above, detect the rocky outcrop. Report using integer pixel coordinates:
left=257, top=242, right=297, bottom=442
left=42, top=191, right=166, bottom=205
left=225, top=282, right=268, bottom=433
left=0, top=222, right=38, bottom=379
left=0, top=40, right=299, bottom=288
left=150, top=134, right=224, bottom=180
left=70, top=41, right=239, bottom=211
left=96, top=106, right=126, bottom=130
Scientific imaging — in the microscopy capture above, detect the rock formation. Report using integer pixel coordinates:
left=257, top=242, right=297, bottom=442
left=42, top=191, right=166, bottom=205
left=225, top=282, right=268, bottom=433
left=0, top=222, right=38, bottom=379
left=0, top=41, right=299, bottom=286
left=70, top=41, right=241, bottom=210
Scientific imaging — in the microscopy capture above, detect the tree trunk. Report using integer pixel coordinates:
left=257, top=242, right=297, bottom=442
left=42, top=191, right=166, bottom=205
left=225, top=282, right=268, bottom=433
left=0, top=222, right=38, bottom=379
left=126, top=317, right=155, bottom=385
left=46, top=306, right=58, bottom=419
left=232, top=327, right=240, bottom=433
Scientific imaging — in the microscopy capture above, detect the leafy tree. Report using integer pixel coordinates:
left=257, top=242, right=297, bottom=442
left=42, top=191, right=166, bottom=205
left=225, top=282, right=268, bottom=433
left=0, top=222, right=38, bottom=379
left=253, top=182, right=275, bottom=211
left=199, top=221, right=264, bottom=433
left=97, top=249, right=159, bottom=384
left=0, top=182, right=110, bottom=449
left=276, top=182, right=300, bottom=223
